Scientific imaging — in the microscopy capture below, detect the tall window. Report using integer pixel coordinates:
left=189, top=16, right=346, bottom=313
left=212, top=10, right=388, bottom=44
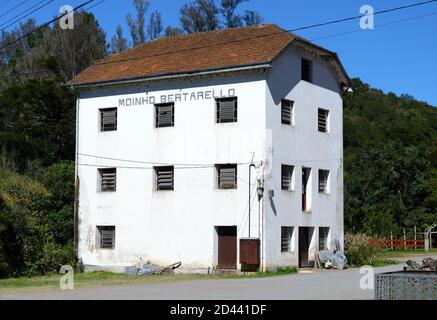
left=281, top=227, right=294, bottom=253
left=98, top=168, right=116, bottom=192
left=302, top=167, right=311, bottom=211
left=281, top=165, right=294, bottom=191
left=318, top=108, right=329, bottom=133
left=319, top=227, right=330, bottom=251
left=216, top=164, right=237, bottom=189
left=155, top=103, right=174, bottom=128
left=216, top=97, right=237, bottom=123
left=100, top=108, right=117, bottom=132
left=281, top=99, right=294, bottom=125
left=301, top=58, right=313, bottom=82
left=318, top=169, right=330, bottom=193
left=97, top=226, right=115, bottom=249
left=154, top=166, right=174, bottom=191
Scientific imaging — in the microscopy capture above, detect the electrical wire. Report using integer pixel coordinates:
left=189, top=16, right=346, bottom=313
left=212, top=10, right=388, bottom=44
left=289, top=0, right=437, bottom=32
left=84, top=0, right=107, bottom=11
left=1, top=0, right=436, bottom=56
left=311, top=9, right=437, bottom=42
left=61, top=0, right=437, bottom=67
left=0, top=0, right=56, bottom=32
left=0, top=0, right=94, bottom=51
left=77, top=152, right=252, bottom=167
left=0, top=0, right=31, bottom=20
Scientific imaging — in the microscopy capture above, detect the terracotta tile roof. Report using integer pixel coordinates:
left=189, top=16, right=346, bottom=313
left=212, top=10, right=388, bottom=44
left=68, top=24, right=298, bottom=86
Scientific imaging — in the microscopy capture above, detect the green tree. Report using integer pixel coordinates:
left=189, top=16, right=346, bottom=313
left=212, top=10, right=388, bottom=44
left=180, top=0, right=220, bottom=33
left=0, top=80, right=76, bottom=172
left=126, top=0, right=149, bottom=45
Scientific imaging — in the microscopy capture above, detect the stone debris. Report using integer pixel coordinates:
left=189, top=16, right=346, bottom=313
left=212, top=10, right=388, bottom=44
left=403, top=258, right=437, bottom=271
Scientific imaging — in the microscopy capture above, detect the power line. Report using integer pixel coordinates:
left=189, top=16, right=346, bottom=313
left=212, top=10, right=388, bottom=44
left=0, top=0, right=94, bottom=51
left=78, top=152, right=341, bottom=167
left=311, top=9, right=437, bottom=42
left=75, top=0, right=437, bottom=68
left=77, top=153, right=252, bottom=167
left=77, top=162, right=253, bottom=170
left=0, top=0, right=56, bottom=32
left=290, top=0, right=437, bottom=32
left=0, top=0, right=31, bottom=20
left=84, top=0, right=107, bottom=11
left=1, top=0, right=435, bottom=58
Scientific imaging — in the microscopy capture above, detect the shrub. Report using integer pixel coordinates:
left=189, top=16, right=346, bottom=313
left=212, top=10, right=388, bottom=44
left=344, top=233, right=376, bottom=266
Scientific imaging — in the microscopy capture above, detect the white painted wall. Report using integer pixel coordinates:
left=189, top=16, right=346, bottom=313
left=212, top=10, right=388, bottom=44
left=77, top=72, right=268, bottom=270
left=263, top=47, right=344, bottom=269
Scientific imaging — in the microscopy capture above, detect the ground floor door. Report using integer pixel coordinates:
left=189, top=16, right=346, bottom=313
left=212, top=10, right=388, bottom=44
left=217, top=226, right=237, bottom=269
left=299, top=227, right=312, bottom=268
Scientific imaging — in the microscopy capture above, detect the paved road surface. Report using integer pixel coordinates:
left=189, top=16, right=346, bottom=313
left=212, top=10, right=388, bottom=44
left=1, top=255, right=434, bottom=300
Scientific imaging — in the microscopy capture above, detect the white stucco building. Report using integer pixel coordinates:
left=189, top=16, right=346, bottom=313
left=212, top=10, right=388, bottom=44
left=69, top=24, right=351, bottom=272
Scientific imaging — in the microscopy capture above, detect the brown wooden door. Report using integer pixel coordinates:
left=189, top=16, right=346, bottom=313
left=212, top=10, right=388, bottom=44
left=217, top=226, right=237, bottom=269
left=299, top=227, right=310, bottom=267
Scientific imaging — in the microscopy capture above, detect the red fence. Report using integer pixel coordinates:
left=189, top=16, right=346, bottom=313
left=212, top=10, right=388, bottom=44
left=368, top=239, right=425, bottom=250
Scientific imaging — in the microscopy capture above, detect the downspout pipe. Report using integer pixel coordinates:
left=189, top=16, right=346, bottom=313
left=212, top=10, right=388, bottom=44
left=248, top=163, right=256, bottom=238
left=73, top=90, right=80, bottom=265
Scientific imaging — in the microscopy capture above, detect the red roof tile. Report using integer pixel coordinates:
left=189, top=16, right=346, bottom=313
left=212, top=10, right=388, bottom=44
left=68, top=24, right=296, bottom=86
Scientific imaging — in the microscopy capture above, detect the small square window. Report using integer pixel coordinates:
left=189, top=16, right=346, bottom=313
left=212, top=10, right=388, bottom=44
left=281, top=227, right=294, bottom=253
left=154, top=166, right=174, bottom=191
left=281, top=165, right=294, bottom=191
left=281, top=99, right=294, bottom=125
left=216, top=164, right=237, bottom=189
left=97, top=226, right=115, bottom=249
left=301, top=58, right=313, bottom=82
left=98, top=168, right=116, bottom=192
left=216, top=97, right=237, bottom=123
left=155, top=103, right=174, bottom=128
left=318, top=108, right=329, bottom=133
left=100, top=108, right=117, bottom=132
left=318, top=169, right=330, bottom=193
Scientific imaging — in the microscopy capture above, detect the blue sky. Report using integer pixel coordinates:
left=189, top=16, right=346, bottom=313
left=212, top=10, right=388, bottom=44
left=2, top=0, right=437, bottom=105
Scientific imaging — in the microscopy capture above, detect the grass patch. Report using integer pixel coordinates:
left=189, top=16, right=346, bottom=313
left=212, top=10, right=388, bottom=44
left=368, top=259, right=398, bottom=267
left=0, top=267, right=298, bottom=293
left=247, top=266, right=298, bottom=278
left=375, top=248, right=437, bottom=260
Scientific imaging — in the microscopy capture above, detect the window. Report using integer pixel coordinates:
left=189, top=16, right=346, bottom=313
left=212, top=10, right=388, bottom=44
left=301, top=58, right=313, bottom=82
left=100, top=108, right=117, bottom=132
left=98, top=168, right=116, bottom=192
left=281, top=165, right=294, bottom=191
left=281, top=227, right=294, bottom=252
left=318, top=108, right=329, bottom=133
left=97, top=226, right=115, bottom=249
left=154, top=166, right=174, bottom=191
left=155, top=103, right=174, bottom=128
left=318, top=169, right=329, bottom=193
left=216, top=164, right=237, bottom=189
left=281, top=99, right=294, bottom=125
left=302, top=167, right=311, bottom=211
left=319, top=227, right=330, bottom=251
left=216, top=97, right=237, bottom=123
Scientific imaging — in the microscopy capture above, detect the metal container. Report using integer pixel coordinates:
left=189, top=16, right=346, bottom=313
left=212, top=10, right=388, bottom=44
left=375, top=271, right=437, bottom=300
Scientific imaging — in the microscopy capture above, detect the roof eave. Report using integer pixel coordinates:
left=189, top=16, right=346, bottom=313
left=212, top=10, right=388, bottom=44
left=66, top=62, right=272, bottom=89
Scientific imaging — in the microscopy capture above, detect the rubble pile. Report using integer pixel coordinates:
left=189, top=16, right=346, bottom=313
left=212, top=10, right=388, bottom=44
left=403, top=258, right=437, bottom=271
